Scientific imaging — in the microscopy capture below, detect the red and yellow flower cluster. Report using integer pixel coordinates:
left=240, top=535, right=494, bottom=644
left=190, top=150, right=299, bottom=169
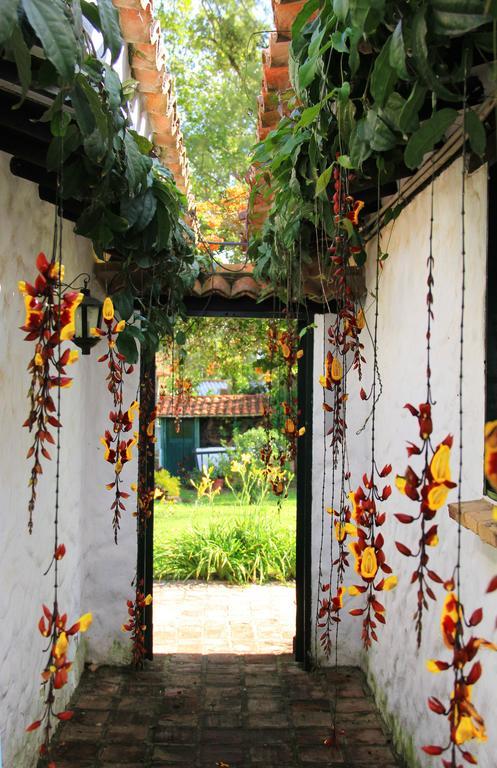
left=122, top=586, right=152, bottom=668
left=346, top=468, right=397, bottom=648
left=19, top=253, right=82, bottom=532
left=95, top=297, right=138, bottom=542
left=423, top=588, right=496, bottom=766
left=395, top=402, right=456, bottom=644
left=278, top=327, right=305, bottom=458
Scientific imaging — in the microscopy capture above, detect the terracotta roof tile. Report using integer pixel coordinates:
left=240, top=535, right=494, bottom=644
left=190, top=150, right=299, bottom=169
left=158, top=394, right=268, bottom=418
left=112, top=0, right=195, bottom=211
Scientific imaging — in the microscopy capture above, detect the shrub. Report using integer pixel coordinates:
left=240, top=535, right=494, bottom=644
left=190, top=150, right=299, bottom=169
left=155, top=468, right=181, bottom=499
left=154, top=518, right=295, bottom=584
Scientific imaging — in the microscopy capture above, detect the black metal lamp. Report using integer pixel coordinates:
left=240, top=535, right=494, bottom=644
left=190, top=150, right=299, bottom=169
left=73, top=276, right=103, bottom=355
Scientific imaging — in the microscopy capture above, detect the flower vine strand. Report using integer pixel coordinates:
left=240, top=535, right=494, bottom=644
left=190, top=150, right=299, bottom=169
left=394, top=174, right=456, bottom=647
left=94, top=298, right=138, bottom=543
left=24, top=162, right=92, bottom=766
left=346, top=176, right=397, bottom=649
left=423, top=62, right=496, bottom=768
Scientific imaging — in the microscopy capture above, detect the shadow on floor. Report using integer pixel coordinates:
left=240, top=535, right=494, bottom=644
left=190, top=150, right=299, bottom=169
left=43, top=653, right=402, bottom=767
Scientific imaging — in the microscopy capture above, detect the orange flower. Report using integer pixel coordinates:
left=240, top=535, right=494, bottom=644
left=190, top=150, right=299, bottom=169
left=360, top=547, right=378, bottom=580
left=430, top=444, right=451, bottom=484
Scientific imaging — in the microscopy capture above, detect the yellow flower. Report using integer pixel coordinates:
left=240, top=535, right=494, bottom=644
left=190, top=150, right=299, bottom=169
left=77, top=613, right=93, bottom=632
left=330, top=356, right=343, bottom=382
left=427, top=484, right=450, bottom=511
left=67, top=350, right=79, bottom=365
left=356, top=308, right=365, bottom=330
left=426, top=659, right=443, bottom=674
left=130, top=483, right=138, bottom=492
left=348, top=491, right=359, bottom=520
left=34, top=352, right=43, bottom=367
left=115, top=320, right=126, bottom=332
left=144, top=594, right=153, bottom=606
left=382, top=575, right=398, bottom=591
left=18, top=280, right=26, bottom=294
left=395, top=475, right=407, bottom=495
left=298, top=426, right=306, bottom=436
left=102, top=297, right=114, bottom=321
left=334, top=521, right=357, bottom=542
left=281, top=343, right=291, bottom=358
left=285, top=418, right=295, bottom=434
left=360, top=547, right=378, bottom=580
left=430, top=444, right=451, bottom=483
left=348, top=585, right=362, bottom=596
left=319, top=374, right=327, bottom=388
left=54, top=632, right=68, bottom=659
left=128, top=401, right=139, bottom=422
left=454, top=715, right=487, bottom=745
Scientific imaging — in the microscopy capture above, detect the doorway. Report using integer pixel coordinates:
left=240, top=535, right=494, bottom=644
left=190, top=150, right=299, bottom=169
left=138, top=297, right=318, bottom=667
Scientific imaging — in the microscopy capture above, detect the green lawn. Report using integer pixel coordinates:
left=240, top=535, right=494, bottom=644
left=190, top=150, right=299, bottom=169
left=154, top=487, right=296, bottom=545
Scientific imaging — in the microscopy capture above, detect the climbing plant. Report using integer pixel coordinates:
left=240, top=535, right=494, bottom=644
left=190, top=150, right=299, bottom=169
left=248, top=0, right=494, bottom=292
left=1, top=0, right=199, bottom=360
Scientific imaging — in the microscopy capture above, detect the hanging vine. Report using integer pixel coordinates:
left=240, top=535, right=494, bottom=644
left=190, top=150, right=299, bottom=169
left=23, top=162, right=93, bottom=763
left=423, top=70, right=496, bottom=768
left=18, top=254, right=82, bottom=531
left=94, top=298, right=139, bottom=543
left=394, top=175, right=456, bottom=646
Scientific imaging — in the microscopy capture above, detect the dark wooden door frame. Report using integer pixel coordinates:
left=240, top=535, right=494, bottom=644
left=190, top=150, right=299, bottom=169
left=138, top=297, right=329, bottom=665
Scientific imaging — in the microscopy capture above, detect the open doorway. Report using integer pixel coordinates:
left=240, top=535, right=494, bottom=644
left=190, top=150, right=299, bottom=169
left=137, top=299, right=315, bottom=665
left=153, top=314, right=298, bottom=656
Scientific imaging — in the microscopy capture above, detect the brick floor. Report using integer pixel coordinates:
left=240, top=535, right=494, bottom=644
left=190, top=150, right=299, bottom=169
left=44, top=656, right=402, bottom=767
left=41, top=585, right=402, bottom=767
left=153, top=582, right=296, bottom=655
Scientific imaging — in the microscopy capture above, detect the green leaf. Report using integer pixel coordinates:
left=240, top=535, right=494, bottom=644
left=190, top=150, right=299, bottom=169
left=367, top=109, right=397, bottom=152
left=83, top=128, right=108, bottom=163
left=431, top=0, right=490, bottom=36
left=350, top=0, right=385, bottom=33
left=121, top=189, right=157, bottom=231
left=296, top=91, right=334, bottom=128
left=0, top=0, right=19, bottom=46
left=291, top=0, right=320, bottom=38
left=465, top=109, right=486, bottom=156
left=129, top=130, right=153, bottom=155
left=113, top=290, right=134, bottom=321
left=380, top=92, right=406, bottom=133
left=116, top=328, right=139, bottom=364
left=331, top=29, right=349, bottom=53
left=46, top=124, right=81, bottom=170
left=333, top=0, right=349, bottom=24
left=370, top=38, right=398, bottom=109
left=103, top=64, right=122, bottom=110
left=399, top=82, right=427, bottom=134
left=98, top=0, right=123, bottom=63
left=9, top=25, right=32, bottom=103
left=337, top=155, right=353, bottom=169
left=80, top=0, right=101, bottom=29
left=126, top=324, right=146, bottom=343
left=50, top=109, right=71, bottom=137
left=389, top=21, right=409, bottom=80
left=176, top=330, right=187, bottom=346
left=298, top=55, right=318, bottom=90
left=74, top=73, right=107, bottom=136
left=337, top=99, right=356, bottom=144
left=349, top=118, right=373, bottom=167
left=124, top=131, right=150, bottom=194
left=315, top=165, right=333, bottom=197
left=156, top=201, right=172, bottom=250
left=411, top=10, right=459, bottom=102
left=404, top=108, right=458, bottom=169
left=22, top=0, right=77, bottom=81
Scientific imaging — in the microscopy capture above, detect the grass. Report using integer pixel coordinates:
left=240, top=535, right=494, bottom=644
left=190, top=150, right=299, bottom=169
left=153, top=488, right=296, bottom=584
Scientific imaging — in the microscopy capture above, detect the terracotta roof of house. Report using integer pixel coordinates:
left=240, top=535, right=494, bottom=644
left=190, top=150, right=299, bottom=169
left=158, top=394, right=269, bottom=418
left=112, top=0, right=194, bottom=213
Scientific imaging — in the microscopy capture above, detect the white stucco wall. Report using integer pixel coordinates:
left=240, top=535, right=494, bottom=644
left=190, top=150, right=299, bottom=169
left=0, top=151, right=137, bottom=767
left=312, top=159, right=497, bottom=767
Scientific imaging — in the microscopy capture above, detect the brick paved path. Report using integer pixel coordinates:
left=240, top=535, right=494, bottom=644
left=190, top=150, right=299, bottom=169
left=45, top=655, right=402, bottom=767
left=153, top=581, right=296, bottom=655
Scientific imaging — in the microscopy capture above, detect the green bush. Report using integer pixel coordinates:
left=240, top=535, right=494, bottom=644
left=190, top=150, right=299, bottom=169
left=155, top=468, right=181, bottom=499
left=154, top=518, right=295, bottom=584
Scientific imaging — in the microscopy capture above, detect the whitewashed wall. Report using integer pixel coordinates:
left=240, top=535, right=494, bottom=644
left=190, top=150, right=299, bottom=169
left=312, top=159, right=497, bottom=767
left=0, top=152, right=137, bottom=768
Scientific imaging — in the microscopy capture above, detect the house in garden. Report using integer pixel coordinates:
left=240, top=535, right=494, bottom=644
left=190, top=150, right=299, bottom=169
left=156, top=392, right=268, bottom=476
left=2, top=2, right=497, bottom=768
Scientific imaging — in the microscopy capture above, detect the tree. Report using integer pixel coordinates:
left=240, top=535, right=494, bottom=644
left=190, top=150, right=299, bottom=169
left=157, top=0, right=271, bottom=211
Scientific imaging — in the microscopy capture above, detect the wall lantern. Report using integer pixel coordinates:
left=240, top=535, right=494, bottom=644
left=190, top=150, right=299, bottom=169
left=73, top=276, right=103, bottom=355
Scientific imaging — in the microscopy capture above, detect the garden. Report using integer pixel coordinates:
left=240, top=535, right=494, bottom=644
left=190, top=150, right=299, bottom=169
left=153, top=426, right=297, bottom=584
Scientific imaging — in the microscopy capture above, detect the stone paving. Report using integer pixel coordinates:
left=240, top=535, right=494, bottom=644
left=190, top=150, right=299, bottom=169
left=43, top=584, right=403, bottom=768
left=153, top=581, right=296, bottom=655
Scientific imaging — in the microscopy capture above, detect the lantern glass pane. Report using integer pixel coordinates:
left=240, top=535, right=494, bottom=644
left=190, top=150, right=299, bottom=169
left=87, top=304, right=100, bottom=331
left=75, top=305, right=84, bottom=337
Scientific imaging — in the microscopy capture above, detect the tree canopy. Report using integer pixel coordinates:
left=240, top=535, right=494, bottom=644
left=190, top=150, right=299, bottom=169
left=157, top=0, right=271, bottom=218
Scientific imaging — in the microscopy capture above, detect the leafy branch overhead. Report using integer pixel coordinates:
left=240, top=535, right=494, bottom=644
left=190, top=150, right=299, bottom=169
left=249, top=0, right=495, bottom=291
left=0, top=0, right=199, bottom=360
